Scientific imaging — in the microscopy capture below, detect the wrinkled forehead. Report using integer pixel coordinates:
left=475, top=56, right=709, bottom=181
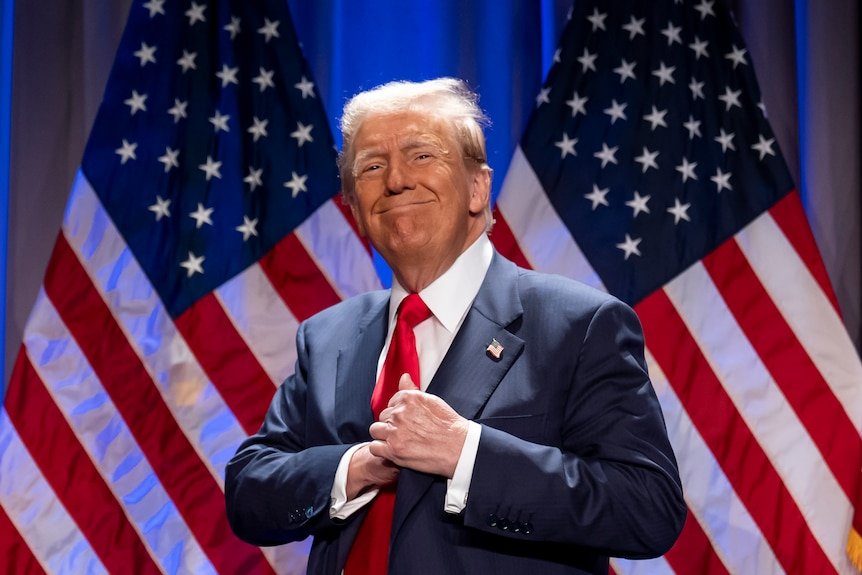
left=352, top=111, right=457, bottom=154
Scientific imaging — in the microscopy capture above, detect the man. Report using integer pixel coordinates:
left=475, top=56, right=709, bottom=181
left=226, top=78, right=686, bottom=574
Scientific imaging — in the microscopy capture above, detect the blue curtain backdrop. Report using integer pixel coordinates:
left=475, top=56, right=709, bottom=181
left=2, top=0, right=860, bottom=399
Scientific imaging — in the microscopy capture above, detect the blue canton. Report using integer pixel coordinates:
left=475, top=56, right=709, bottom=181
left=522, top=0, right=794, bottom=304
left=82, top=0, right=338, bottom=317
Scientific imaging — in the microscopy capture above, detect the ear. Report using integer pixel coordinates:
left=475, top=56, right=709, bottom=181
left=468, top=168, right=491, bottom=216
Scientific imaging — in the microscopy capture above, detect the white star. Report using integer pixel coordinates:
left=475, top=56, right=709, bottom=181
left=216, top=64, right=239, bottom=88
left=199, top=155, right=222, bottom=181
left=124, top=90, right=148, bottom=115
left=714, top=128, right=736, bottom=152
left=683, top=115, right=702, bottom=139
left=535, top=86, right=551, bottom=106
left=758, top=101, right=768, bottom=116
left=553, top=48, right=562, bottom=63
left=185, top=2, right=206, bottom=25
left=694, top=0, right=715, bottom=20
left=667, top=198, right=691, bottom=224
left=652, top=62, right=676, bottom=86
left=625, top=191, right=651, bottom=217
left=115, top=139, right=137, bottom=164
left=294, top=76, right=316, bottom=99
left=167, top=98, right=188, bottom=123
left=616, top=234, right=642, bottom=260
left=613, top=59, right=637, bottom=83
left=158, top=147, right=179, bottom=172
left=675, top=157, right=698, bottom=182
left=209, top=110, right=230, bottom=132
left=752, top=134, right=776, bottom=160
left=248, top=116, right=269, bottom=142
left=258, top=18, right=280, bottom=43
left=577, top=48, right=597, bottom=73
left=290, top=122, right=314, bottom=147
left=283, top=171, right=308, bottom=198
left=148, top=195, right=171, bottom=220
left=244, top=167, right=263, bottom=191
left=634, top=147, right=659, bottom=172
left=565, top=92, right=588, bottom=117
left=603, top=99, right=628, bottom=124
left=689, top=36, right=709, bottom=60
left=554, top=133, right=577, bottom=158
left=711, top=167, right=733, bottom=192
left=180, top=252, right=205, bottom=278
left=660, top=22, right=682, bottom=46
left=718, top=86, right=742, bottom=111
left=224, top=16, right=241, bottom=39
left=142, top=0, right=165, bottom=18
left=177, top=50, right=197, bottom=73
left=622, top=16, right=645, bottom=39
left=594, top=143, right=619, bottom=168
left=587, top=7, right=607, bottom=31
left=584, top=184, right=610, bottom=210
left=252, top=67, right=275, bottom=92
left=189, top=203, right=214, bottom=228
left=643, top=106, right=668, bottom=130
left=689, top=78, right=705, bottom=100
left=725, top=45, right=748, bottom=69
left=133, top=42, right=157, bottom=66
left=236, top=216, right=259, bottom=241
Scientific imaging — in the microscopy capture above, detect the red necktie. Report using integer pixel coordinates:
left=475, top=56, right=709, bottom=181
left=344, top=294, right=432, bottom=574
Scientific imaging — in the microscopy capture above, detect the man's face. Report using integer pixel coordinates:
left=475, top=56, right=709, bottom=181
left=348, top=111, right=489, bottom=277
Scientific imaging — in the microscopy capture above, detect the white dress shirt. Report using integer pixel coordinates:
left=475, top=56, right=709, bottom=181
left=329, top=234, right=493, bottom=519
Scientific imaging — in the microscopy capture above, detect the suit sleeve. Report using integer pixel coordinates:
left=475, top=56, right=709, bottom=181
left=463, top=298, right=686, bottom=559
left=225, top=322, right=354, bottom=546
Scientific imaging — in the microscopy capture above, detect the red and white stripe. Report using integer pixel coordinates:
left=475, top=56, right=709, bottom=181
left=494, top=146, right=862, bottom=574
left=0, top=171, right=380, bottom=574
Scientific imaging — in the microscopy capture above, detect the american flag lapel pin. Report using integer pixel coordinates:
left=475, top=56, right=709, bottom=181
left=486, top=338, right=504, bottom=360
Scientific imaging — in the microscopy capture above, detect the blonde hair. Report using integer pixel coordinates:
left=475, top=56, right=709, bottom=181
left=338, top=78, right=492, bottom=214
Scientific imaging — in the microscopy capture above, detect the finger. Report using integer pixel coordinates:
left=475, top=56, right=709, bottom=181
left=369, top=421, right=388, bottom=440
left=399, top=373, right=418, bottom=391
left=368, top=440, right=390, bottom=460
left=377, top=406, right=394, bottom=423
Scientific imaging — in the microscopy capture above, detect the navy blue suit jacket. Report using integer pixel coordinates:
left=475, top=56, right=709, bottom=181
left=226, top=252, right=686, bottom=574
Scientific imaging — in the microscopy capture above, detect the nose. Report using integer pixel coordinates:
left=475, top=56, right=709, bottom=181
left=384, top=156, right=414, bottom=196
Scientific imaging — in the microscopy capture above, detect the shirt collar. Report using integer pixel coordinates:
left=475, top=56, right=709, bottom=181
left=389, top=234, right=494, bottom=332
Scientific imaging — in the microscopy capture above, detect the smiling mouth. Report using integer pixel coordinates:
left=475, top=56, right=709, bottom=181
left=378, top=200, right=434, bottom=214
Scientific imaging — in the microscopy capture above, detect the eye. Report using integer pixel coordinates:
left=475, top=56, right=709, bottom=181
left=363, top=164, right=381, bottom=172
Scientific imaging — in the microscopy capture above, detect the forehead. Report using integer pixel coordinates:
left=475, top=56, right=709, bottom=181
left=352, top=111, right=455, bottom=152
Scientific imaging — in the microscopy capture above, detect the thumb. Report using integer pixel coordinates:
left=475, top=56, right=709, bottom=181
left=399, top=373, right=418, bottom=390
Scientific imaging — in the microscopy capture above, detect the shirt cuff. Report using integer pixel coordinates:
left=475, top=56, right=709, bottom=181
left=329, top=443, right=378, bottom=520
left=444, top=421, right=482, bottom=514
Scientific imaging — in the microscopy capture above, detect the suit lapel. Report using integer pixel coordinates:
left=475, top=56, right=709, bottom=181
left=392, top=253, right=525, bottom=539
left=334, top=295, right=389, bottom=443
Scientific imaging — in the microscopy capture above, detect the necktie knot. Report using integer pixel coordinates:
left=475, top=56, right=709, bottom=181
left=397, top=293, right=432, bottom=329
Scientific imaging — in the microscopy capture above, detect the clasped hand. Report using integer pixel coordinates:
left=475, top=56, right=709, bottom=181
left=369, top=374, right=469, bottom=478
left=347, top=374, right=469, bottom=499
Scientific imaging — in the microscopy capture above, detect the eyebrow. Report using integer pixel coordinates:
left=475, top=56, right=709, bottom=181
left=353, top=134, right=450, bottom=171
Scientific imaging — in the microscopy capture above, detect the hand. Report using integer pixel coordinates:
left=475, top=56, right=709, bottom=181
left=345, top=444, right=399, bottom=500
left=368, top=374, right=469, bottom=478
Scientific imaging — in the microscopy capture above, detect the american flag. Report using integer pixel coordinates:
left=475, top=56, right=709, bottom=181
left=491, top=0, right=862, bottom=573
left=0, top=0, right=378, bottom=572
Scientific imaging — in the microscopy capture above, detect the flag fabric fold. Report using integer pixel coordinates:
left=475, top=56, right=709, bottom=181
left=0, top=0, right=378, bottom=573
left=491, top=1, right=862, bottom=573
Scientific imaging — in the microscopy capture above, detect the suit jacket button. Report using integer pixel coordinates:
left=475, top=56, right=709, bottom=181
left=486, top=514, right=498, bottom=527
left=500, top=519, right=510, bottom=531
left=524, top=522, right=533, bottom=535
